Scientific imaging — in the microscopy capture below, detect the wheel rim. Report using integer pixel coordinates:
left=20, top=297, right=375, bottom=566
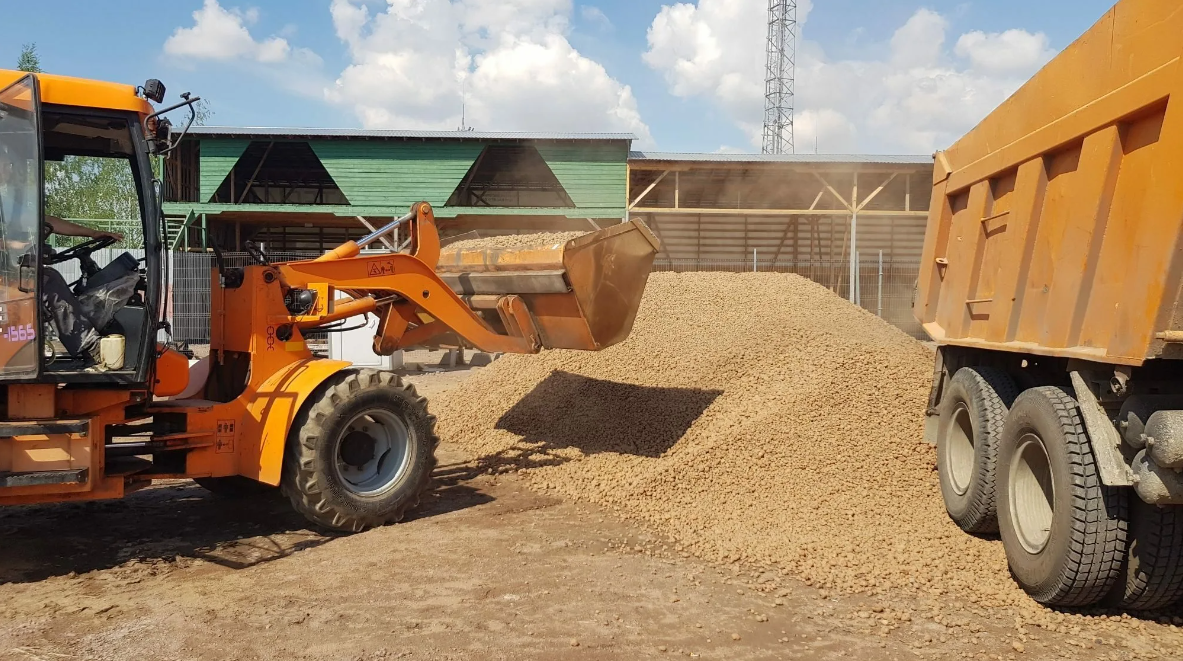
left=1010, top=432, right=1055, bottom=554
left=946, top=402, right=975, bottom=496
left=334, top=408, right=412, bottom=497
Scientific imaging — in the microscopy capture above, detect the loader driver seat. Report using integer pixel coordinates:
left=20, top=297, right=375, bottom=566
left=42, top=239, right=143, bottom=365
left=73, top=250, right=143, bottom=328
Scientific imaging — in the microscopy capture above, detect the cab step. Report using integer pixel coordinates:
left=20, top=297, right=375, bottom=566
left=0, top=468, right=88, bottom=488
left=0, top=419, right=89, bottom=437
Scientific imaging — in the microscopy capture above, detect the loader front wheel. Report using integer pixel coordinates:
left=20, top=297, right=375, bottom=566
left=281, top=369, right=438, bottom=532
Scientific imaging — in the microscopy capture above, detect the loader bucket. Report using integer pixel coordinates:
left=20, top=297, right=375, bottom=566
left=435, top=220, right=660, bottom=351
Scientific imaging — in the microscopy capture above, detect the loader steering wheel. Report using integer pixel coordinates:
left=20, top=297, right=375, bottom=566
left=44, top=235, right=118, bottom=266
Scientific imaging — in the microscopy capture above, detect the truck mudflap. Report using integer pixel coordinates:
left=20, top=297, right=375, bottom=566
left=922, top=348, right=947, bottom=445
left=1069, top=371, right=1134, bottom=487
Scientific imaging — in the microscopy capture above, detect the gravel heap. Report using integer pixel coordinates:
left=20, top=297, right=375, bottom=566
left=434, top=271, right=1024, bottom=606
left=443, top=231, right=587, bottom=250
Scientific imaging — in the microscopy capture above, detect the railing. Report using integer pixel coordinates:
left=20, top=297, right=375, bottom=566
left=74, top=249, right=923, bottom=347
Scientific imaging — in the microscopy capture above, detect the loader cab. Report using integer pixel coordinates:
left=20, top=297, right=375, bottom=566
left=0, top=72, right=162, bottom=385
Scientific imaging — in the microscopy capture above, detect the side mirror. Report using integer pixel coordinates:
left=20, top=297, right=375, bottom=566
left=147, top=117, right=173, bottom=155
left=17, top=252, right=35, bottom=294
left=145, top=93, right=199, bottom=157
left=155, top=117, right=172, bottom=143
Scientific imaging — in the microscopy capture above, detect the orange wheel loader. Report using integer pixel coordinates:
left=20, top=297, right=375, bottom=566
left=0, top=70, right=659, bottom=531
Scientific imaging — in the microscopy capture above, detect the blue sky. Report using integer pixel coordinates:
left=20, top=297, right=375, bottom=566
left=0, top=0, right=1117, bottom=153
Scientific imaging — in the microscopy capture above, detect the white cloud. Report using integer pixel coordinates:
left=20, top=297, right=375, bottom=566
left=795, top=108, right=857, bottom=153
left=327, top=0, right=650, bottom=142
left=164, top=0, right=293, bottom=63
left=580, top=5, right=612, bottom=30
left=889, top=9, right=947, bottom=69
left=955, top=29, right=1055, bottom=75
left=643, top=1, right=1054, bottom=154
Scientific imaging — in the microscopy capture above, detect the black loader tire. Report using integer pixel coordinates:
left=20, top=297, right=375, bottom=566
left=997, top=386, right=1128, bottom=607
left=1111, top=499, right=1183, bottom=610
left=194, top=475, right=277, bottom=498
left=937, top=366, right=1018, bottom=534
left=281, top=369, right=438, bottom=532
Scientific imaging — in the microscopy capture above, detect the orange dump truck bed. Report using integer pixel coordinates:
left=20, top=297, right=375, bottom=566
left=915, top=0, right=1183, bottom=366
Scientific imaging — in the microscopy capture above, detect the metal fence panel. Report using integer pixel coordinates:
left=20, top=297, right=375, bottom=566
left=168, top=251, right=322, bottom=344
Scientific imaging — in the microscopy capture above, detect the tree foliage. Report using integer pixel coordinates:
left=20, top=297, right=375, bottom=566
left=44, top=157, right=144, bottom=247
left=194, top=99, right=213, bottom=126
left=16, top=44, right=41, bottom=73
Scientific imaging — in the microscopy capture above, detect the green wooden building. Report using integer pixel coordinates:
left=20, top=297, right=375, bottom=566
left=163, top=127, right=634, bottom=252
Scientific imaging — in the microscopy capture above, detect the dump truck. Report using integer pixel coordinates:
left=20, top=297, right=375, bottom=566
left=0, top=69, right=658, bottom=531
left=915, top=0, right=1183, bottom=610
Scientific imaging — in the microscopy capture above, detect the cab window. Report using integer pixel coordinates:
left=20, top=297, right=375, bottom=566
left=0, top=76, right=42, bottom=377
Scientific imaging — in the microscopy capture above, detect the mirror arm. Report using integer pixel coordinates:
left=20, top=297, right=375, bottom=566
left=145, top=94, right=200, bottom=157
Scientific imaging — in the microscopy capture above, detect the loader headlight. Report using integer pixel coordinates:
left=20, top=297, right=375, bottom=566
left=142, top=79, right=166, bottom=104
left=284, top=288, right=317, bottom=316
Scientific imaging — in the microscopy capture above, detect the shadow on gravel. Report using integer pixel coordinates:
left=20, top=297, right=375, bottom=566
left=0, top=464, right=495, bottom=583
left=494, top=371, right=722, bottom=458
left=0, top=482, right=319, bottom=583
left=410, top=468, right=495, bottom=521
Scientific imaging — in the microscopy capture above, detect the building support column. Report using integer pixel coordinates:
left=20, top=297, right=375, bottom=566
left=849, top=173, right=859, bottom=304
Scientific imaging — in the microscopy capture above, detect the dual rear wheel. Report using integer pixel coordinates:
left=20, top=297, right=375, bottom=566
left=937, top=368, right=1183, bottom=609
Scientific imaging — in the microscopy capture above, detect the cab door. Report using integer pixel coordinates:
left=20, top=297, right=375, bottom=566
left=0, top=74, right=43, bottom=379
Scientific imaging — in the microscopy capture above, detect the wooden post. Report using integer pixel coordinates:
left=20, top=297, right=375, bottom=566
left=237, top=141, right=275, bottom=204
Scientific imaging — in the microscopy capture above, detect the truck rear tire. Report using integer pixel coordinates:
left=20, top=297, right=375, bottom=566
left=997, top=386, right=1128, bottom=607
left=281, top=369, right=438, bottom=532
left=937, top=366, right=1018, bottom=533
left=1112, top=500, right=1183, bottom=610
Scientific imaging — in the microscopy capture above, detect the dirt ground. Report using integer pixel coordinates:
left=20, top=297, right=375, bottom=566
left=0, top=368, right=1179, bottom=660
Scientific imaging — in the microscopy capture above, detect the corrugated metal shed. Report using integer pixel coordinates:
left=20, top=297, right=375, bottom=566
left=629, top=151, right=933, bottom=165
left=165, top=126, right=634, bottom=249
left=537, top=143, right=628, bottom=210
left=184, top=126, right=636, bottom=141
left=310, top=141, right=486, bottom=208
left=198, top=139, right=249, bottom=202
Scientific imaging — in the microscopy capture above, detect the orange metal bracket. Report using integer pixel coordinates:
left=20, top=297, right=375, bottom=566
left=373, top=305, right=411, bottom=355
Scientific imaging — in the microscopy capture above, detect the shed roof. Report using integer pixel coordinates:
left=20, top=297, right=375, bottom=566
left=628, top=151, right=933, bottom=165
left=183, top=126, right=636, bottom=141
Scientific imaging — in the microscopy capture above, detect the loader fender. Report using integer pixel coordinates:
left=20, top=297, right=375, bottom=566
left=240, top=358, right=351, bottom=486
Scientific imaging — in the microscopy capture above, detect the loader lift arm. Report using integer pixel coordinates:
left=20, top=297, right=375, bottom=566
left=272, top=201, right=658, bottom=356
left=274, top=202, right=542, bottom=354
